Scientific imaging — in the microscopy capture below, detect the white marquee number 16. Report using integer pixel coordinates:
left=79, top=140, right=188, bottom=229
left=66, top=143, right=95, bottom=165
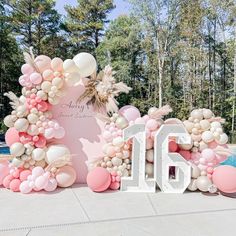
left=120, top=124, right=191, bottom=193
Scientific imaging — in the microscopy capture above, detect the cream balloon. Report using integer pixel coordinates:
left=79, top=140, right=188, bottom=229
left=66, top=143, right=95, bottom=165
left=63, top=59, right=78, bottom=73
left=115, top=117, right=128, bottom=129
left=32, top=148, right=46, bottom=161
left=65, top=72, right=81, bottom=86
left=111, top=157, right=122, bottom=166
left=12, top=157, right=24, bottom=167
left=190, top=109, right=203, bottom=120
left=73, top=53, right=97, bottom=78
left=146, top=149, right=154, bottom=163
left=148, top=107, right=158, bottom=117
left=46, top=145, right=71, bottom=166
left=201, top=131, right=214, bottom=143
left=196, top=176, right=212, bottom=192
left=14, top=118, right=29, bottom=132
left=145, top=163, right=154, bottom=177
left=10, top=142, right=25, bottom=157
left=27, top=113, right=39, bottom=124
left=191, top=164, right=200, bottom=178
left=179, top=139, right=193, bottom=150
left=203, top=109, right=213, bottom=119
left=200, top=120, right=210, bottom=131
left=112, top=137, right=124, bottom=147
left=183, top=120, right=194, bottom=132
left=4, top=115, right=14, bottom=127
left=188, top=179, right=198, bottom=191
left=215, top=133, right=228, bottom=145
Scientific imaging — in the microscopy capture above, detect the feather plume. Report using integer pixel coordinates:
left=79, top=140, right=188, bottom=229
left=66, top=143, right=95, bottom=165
left=96, top=113, right=111, bottom=123
left=150, top=105, right=173, bottom=119
left=23, top=47, right=39, bottom=72
left=4, top=92, right=20, bottom=109
left=214, top=146, right=232, bottom=156
left=78, top=65, right=132, bottom=113
left=208, top=117, right=225, bottom=123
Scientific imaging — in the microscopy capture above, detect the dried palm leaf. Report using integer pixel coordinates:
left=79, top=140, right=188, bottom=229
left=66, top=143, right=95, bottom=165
left=4, top=92, right=20, bottom=109
left=149, top=105, right=173, bottom=119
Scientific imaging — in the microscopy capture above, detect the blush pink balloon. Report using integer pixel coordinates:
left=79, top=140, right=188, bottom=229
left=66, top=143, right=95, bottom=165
left=32, top=166, right=44, bottom=177
left=54, top=127, right=65, bottom=139
left=34, top=135, right=46, bottom=148
left=35, top=175, right=49, bottom=190
left=20, top=170, right=32, bottom=182
left=19, top=132, right=32, bottom=144
left=169, top=140, right=178, bottom=152
left=21, top=64, right=34, bottom=74
left=20, top=181, right=33, bottom=194
left=44, top=178, right=57, bottom=192
left=109, top=181, right=120, bottom=190
left=3, top=175, right=14, bottom=188
left=201, top=149, right=215, bottom=161
left=208, top=141, right=218, bottom=149
left=9, top=179, right=21, bottom=192
left=179, top=150, right=191, bottom=161
left=87, top=167, right=111, bottom=192
left=146, top=138, right=153, bottom=149
left=34, top=55, right=51, bottom=73
left=119, top=105, right=141, bottom=122
left=37, top=101, right=49, bottom=112
left=212, top=165, right=236, bottom=193
left=146, top=119, right=158, bottom=131
left=5, top=128, right=20, bottom=146
left=30, top=72, right=43, bottom=85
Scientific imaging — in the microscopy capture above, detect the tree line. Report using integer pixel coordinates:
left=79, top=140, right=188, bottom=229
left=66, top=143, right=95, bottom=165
left=0, top=0, right=236, bottom=141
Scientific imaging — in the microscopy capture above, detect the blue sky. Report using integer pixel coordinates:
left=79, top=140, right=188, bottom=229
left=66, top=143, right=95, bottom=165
left=55, top=0, right=131, bottom=20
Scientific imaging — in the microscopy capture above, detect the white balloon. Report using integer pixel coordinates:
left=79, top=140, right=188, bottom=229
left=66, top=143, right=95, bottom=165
left=73, top=53, right=97, bottom=78
left=27, top=124, right=39, bottom=136
left=10, top=142, right=25, bottom=157
left=145, top=162, right=154, bottom=177
left=63, top=59, right=78, bottom=73
left=111, top=157, right=122, bottom=166
left=112, top=137, right=124, bottom=147
left=65, top=72, right=81, bottom=86
left=200, top=120, right=210, bottom=131
left=46, top=145, right=71, bottom=165
left=216, top=133, right=228, bottom=145
left=41, top=81, right=52, bottom=93
left=14, top=118, right=29, bottom=132
left=196, top=176, right=212, bottom=192
left=211, top=121, right=221, bottom=129
left=203, top=109, right=213, bottom=119
left=27, top=113, right=39, bottom=124
left=201, top=131, right=214, bottom=143
left=188, top=179, right=198, bottom=191
left=12, top=157, right=24, bottom=167
left=191, top=164, right=200, bottom=178
left=32, top=148, right=46, bottom=161
left=4, top=115, right=14, bottom=127
left=190, top=109, right=203, bottom=120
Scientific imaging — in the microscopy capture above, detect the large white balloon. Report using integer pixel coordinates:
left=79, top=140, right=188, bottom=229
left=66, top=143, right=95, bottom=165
left=46, top=145, right=70, bottom=166
left=10, top=142, right=25, bottom=157
left=32, top=148, right=46, bottom=161
left=14, top=118, right=29, bottom=132
left=73, top=53, right=97, bottom=78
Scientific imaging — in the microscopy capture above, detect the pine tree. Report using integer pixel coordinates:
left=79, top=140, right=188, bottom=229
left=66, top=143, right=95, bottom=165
left=8, top=0, right=61, bottom=55
left=64, top=0, right=115, bottom=54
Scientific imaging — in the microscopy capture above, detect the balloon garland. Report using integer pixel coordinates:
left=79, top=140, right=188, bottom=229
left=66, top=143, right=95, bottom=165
left=1, top=49, right=102, bottom=193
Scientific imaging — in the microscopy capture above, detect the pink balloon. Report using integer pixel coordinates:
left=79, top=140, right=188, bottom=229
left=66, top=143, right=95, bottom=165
left=34, top=55, right=51, bottom=73
left=208, top=141, right=218, bottom=149
left=169, top=140, right=178, bottom=152
left=146, top=119, right=158, bottom=131
left=19, top=75, right=31, bottom=87
left=37, top=101, right=49, bottom=112
left=0, top=161, right=10, bottom=185
left=19, top=132, right=32, bottom=144
left=135, top=117, right=145, bottom=124
left=179, top=150, right=191, bottom=161
left=109, top=181, right=120, bottom=190
left=32, top=166, right=44, bottom=177
left=146, top=138, right=153, bottom=149
left=35, top=175, right=49, bottom=190
left=9, top=179, right=21, bottom=192
left=119, top=105, right=141, bottom=122
left=201, top=149, right=215, bottom=162
left=20, top=170, right=32, bottom=182
left=21, top=64, right=34, bottom=74
left=3, top=175, right=14, bottom=188
left=5, top=128, right=20, bottom=147
left=20, top=181, right=33, bottom=194
left=212, top=165, right=236, bottom=193
left=34, top=135, right=46, bottom=148
left=44, top=178, right=57, bottom=192
left=30, top=72, right=43, bottom=85
left=191, top=152, right=201, bottom=161
left=87, top=167, right=111, bottom=192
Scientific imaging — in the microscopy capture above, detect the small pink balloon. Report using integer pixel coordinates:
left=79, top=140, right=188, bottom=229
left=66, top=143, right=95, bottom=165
left=208, top=141, right=218, bottom=149
left=32, top=166, right=44, bottom=177
left=143, top=115, right=150, bottom=122
left=9, top=179, right=21, bottom=192
left=21, top=64, right=34, bottom=74
left=20, top=170, right=32, bottom=182
left=179, top=150, right=191, bottom=161
left=35, top=135, right=46, bottom=148
left=37, top=101, right=48, bottom=112
left=106, top=146, right=116, bottom=157
left=5, top=128, right=20, bottom=146
left=20, top=181, right=33, bottom=194
left=30, top=72, right=42, bottom=84
left=35, top=175, right=49, bottom=190
left=44, top=178, right=57, bottom=192
left=135, top=117, right=145, bottom=124
left=34, top=55, right=51, bottom=73
left=201, top=149, right=215, bottom=162
left=3, top=175, right=14, bottom=188
left=212, top=165, right=236, bottom=193
left=119, top=105, right=141, bottom=122
left=191, top=152, right=201, bottom=161
left=19, top=132, right=32, bottom=144
left=146, top=138, right=153, bottom=149
left=146, top=119, right=158, bottom=131
left=109, top=181, right=120, bottom=190
left=87, top=167, right=111, bottom=192
left=169, top=140, right=178, bottom=152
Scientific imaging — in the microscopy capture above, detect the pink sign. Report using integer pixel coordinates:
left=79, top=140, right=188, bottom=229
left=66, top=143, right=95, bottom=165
left=51, top=78, right=106, bottom=183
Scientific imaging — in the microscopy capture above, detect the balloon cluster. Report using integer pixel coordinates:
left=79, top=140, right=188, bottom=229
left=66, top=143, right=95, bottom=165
left=3, top=50, right=98, bottom=193
left=88, top=105, right=173, bottom=191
